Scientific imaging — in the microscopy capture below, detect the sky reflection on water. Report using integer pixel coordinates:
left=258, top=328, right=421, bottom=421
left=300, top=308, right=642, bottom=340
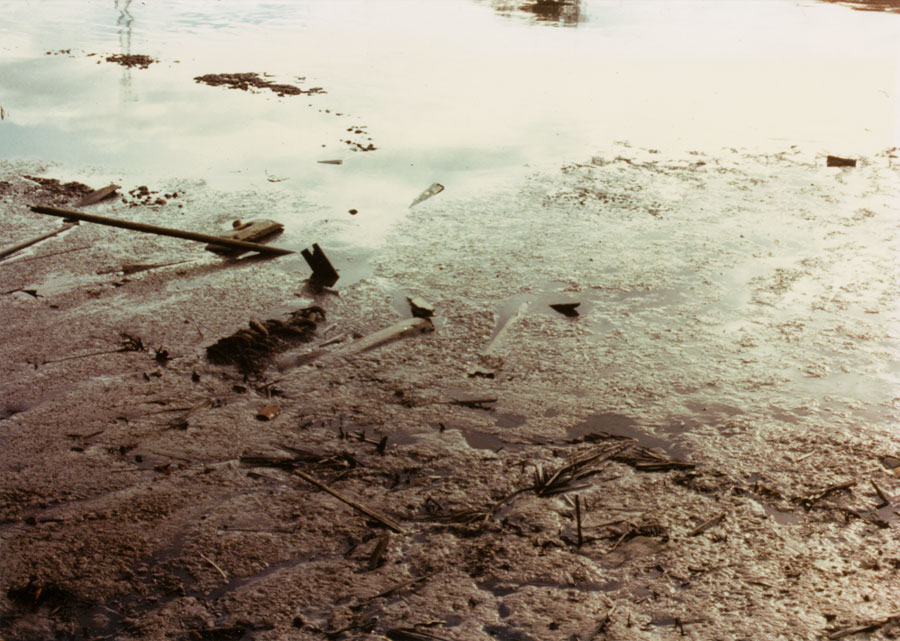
left=0, top=0, right=898, bottom=215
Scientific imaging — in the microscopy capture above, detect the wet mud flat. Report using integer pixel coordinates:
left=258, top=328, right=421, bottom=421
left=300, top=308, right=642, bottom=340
left=1, top=147, right=899, bottom=640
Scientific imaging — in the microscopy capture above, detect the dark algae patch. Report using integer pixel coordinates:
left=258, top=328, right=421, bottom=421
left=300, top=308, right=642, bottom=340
left=206, top=306, right=325, bottom=375
left=194, top=72, right=326, bottom=97
left=105, top=54, right=157, bottom=69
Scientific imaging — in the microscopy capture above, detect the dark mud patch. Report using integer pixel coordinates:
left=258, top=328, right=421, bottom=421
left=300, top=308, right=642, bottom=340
left=194, top=73, right=326, bottom=97
left=206, top=306, right=325, bottom=376
left=105, top=54, right=157, bottom=69
left=21, top=175, right=92, bottom=205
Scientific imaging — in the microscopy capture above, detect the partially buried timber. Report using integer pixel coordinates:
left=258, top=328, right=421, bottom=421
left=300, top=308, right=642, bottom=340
left=205, top=306, right=325, bottom=376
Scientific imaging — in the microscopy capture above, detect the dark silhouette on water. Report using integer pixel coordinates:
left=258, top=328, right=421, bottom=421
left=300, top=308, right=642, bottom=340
left=492, top=0, right=582, bottom=26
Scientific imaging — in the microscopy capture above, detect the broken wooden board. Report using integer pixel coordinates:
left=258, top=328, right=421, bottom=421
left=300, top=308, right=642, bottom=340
left=205, top=219, right=284, bottom=256
left=74, top=184, right=120, bottom=207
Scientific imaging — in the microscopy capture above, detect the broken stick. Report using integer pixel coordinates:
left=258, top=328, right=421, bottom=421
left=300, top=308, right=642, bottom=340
left=0, top=223, right=76, bottom=261
left=29, top=206, right=294, bottom=256
left=294, top=469, right=404, bottom=533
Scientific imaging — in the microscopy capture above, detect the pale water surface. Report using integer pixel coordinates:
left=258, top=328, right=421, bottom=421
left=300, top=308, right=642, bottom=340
left=1, top=0, right=898, bottom=218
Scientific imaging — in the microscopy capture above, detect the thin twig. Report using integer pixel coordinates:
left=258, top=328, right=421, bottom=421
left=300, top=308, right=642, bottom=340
left=294, top=469, right=404, bottom=533
left=872, top=480, right=891, bottom=508
left=365, top=569, right=442, bottom=601
left=199, top=553, right=228, bottom=580
left=688, top=512, right=725, bottom=537
left=575, top=495, right=584, bottom=547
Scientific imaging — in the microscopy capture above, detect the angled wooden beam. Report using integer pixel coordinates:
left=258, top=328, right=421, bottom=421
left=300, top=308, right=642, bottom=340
left=29, top=206, right=294, bottom=256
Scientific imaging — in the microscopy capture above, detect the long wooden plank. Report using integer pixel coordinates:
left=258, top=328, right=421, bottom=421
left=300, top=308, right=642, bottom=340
left=29, top=206, right=294, bottom=256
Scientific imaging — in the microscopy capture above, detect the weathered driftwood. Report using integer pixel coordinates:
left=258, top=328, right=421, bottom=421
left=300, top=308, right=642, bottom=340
left=0, top=223, right=76, bottom=261
left=294, top=469, right=404, bottom=533
left=29, top=206, right=294, bottom=256
left=332, top=317, right=433, bottom=356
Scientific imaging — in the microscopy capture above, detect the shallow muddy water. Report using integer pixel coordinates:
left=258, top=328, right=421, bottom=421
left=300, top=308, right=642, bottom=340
left=1, top=0, right=899, bottom=240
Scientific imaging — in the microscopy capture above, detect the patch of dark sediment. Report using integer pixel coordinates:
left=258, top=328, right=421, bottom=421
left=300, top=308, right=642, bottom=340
left=194, top=72, right=326, bottom=97
left=205, top=306, right=325, bottom=376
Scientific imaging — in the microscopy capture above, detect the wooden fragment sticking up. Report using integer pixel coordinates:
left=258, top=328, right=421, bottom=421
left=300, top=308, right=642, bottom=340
left=407, top=296, right=435, bottom=319
left=301, top=243, right=340, bottom=289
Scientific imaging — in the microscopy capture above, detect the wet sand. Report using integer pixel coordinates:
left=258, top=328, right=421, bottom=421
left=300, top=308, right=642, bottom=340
left=1, top=144, right=899, bottom=640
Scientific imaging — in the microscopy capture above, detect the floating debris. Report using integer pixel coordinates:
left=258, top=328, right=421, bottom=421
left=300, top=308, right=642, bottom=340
left=409, top=183, right=444, bottom=208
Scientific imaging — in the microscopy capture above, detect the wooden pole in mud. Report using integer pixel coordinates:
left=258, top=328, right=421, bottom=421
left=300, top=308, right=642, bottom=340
left=0, top=223, right=76, bottom=261
left=30, top=206, right=295, bottom=257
